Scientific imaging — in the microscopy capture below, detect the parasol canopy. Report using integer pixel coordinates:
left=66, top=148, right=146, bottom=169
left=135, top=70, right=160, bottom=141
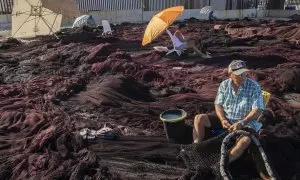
left=142, top=6, right=184, bottom=46
left=12, top=0, right=63, bottom=38
left=41, top=0, right=80, bottom=18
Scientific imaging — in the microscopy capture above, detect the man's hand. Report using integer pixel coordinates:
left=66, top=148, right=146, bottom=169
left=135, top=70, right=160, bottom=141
left=221, top=119, right=231, bottom=129
left=229, top=122, right=242, bottom=132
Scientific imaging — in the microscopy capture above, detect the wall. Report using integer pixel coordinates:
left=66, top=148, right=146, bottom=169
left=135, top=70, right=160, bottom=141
left=89, top=9, right=143, bottom=24
left=74, top=0, right=142, bottom=11
left=0, top=14, right=11, bottom=29
left=214, top=9, right=268, bottom=19
left=145, top=0, right=183, bottom=11
left=211, top=0, right=226, bottom=10
left=87, top=9, right=268, bottom=24
left=2, top=9, right=300, bottom=29
left=268, top=10, right=300, bottom=17
left=0, top=14, right=11, bottom=23
left=74, top=0, right=261, bottom=12
left=61, top=17, right=76, bottom=27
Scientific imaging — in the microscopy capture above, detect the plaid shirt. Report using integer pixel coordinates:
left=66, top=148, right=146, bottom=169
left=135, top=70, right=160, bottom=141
left=214, top=78, right=264, bottom=132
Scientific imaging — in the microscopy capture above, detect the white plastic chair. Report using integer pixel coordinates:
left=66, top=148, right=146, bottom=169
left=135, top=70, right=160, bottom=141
left=166, top=29, right=184, bottom=56
left=102, top=20, right=113, bottom=35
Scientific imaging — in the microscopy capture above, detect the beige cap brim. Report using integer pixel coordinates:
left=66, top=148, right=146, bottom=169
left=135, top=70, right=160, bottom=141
left=232, top=68, right=249, bottom=75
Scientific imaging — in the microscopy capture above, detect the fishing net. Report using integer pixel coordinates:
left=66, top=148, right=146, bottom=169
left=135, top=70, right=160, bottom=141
left=224, top=21, right=300, bottom=43
left=0, top=19, right=300, bottom=180
left=178, top=133, right=225, bottom=180
left=178, top=131, right=276, bottom=180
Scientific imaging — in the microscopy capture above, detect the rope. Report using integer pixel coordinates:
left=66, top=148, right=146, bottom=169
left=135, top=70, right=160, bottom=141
left=219, top=130, right=276, bottom=180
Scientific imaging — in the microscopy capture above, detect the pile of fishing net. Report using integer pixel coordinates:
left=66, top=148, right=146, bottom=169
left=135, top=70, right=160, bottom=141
left=0, top=76, right=117, bottom=179
left=225, top=21, right=300, bottom=43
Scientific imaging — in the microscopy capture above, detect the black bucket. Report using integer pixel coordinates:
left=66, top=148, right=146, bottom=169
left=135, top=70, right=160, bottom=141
left=160, top=109, right=192, bottom=144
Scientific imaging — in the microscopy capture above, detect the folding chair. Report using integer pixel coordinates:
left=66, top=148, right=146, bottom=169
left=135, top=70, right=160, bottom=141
left=165, top=29, right=185, bottom=56
left=257, top=90, right=271, bottom=124
left=102, top=20, right=114, bottom=35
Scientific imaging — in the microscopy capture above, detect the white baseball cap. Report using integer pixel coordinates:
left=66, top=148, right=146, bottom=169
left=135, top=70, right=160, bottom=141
left=228, top=60, right=249, bottom=75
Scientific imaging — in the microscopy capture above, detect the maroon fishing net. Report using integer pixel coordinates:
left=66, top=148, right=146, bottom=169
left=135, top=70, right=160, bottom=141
left=0, top=20, right=299, bottom=179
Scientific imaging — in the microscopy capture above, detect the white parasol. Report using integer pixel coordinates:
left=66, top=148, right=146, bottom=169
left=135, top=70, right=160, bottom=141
left=200, top=6, right=213, bottom=15
left=12, top=0, right=80, bottom=38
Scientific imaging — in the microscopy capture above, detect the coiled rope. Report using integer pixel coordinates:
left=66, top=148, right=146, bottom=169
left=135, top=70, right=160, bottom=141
left=220, top=130, right=276, bottom=180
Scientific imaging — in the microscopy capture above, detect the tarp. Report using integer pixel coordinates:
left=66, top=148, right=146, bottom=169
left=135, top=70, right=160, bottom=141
left=200, top=6, right=213, bottom=14
left=72, top=15, right=96, bottom=28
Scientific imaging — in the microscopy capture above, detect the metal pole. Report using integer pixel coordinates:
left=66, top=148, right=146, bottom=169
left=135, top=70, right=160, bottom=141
left=142, top=0, right=144, bottom=22
left=0, top=0, right=4, bottom=15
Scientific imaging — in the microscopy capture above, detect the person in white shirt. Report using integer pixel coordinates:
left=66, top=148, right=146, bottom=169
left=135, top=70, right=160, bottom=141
left=174, top=23, right=210, bottom=58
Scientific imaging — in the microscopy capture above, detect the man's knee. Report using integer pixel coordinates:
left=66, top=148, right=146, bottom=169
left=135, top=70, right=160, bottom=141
left=194, top=114, right=209, bottom=126
left=238, top=136, right=252, bottom=149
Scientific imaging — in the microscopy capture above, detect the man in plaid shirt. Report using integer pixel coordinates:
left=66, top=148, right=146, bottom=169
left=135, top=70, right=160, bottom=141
left=193, top=60, right=264, bottom=163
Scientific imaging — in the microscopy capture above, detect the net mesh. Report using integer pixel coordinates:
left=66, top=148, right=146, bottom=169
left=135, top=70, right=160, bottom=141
left=178, top=134, right=225, bottom=179
left=178, top=130, right=278, bottom=180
